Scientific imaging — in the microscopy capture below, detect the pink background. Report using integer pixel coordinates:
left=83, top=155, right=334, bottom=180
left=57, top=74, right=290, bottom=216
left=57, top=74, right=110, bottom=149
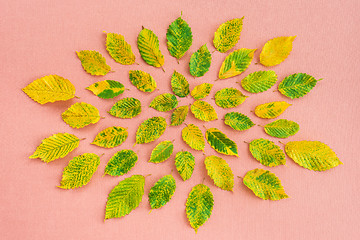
left=1, top=0, right=359, bottom=239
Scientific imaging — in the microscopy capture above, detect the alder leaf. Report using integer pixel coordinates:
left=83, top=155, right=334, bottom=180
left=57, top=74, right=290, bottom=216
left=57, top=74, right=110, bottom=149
left=86, top=80, right=124, bottom=99
left=105, top=32, right=136, bottom=65
left=58, top=153, right=100, bottom=189
left=278, top=73, right=320, bottom=99
left=181, top=124, right=205, bottom=151
left=150, top=93, right=178, bottom=112
left=189, top=44, right=212, bottom=77
left=171, top=70, right=190, bottom=97
left=149, top=140, right=174, bottom=163
left=30, top=133, right=80, bottom=163
left=175, top=151, right=195, bottom=181
left=191, top=83, right=213, bottom=100
left=213, top=17, right=244, bottom=53
left=285, top=141, right=342, bottom=171
left=205, top=128, right=238, bottom=157
left=243, top=168, right=289, bottom=200
left=191, top=100, right=218, bottom=121
left=149, top=174, right=176, bottom=209
left=136, top=117, right=167, bottom=144
left=22, top=75, right=75, bottom=104
left=218, top=48, right=256, bottom=79
left=105, top=175, right=145, bottom=219
left=263, top=119, right=299, bottom=138
left=61, top=102, right=100, bottom=129
left=255, top=101, right=291, bottom=119
left=186, top=184, right=214, bottom=233
left=248, top=139, right=286, bottom=167
left=104, top=150, right=138, bottom=176
left=214, top=88, right=247, bottom=108
left=76, top=50, right=111, bottom=76
left=170, top=105, right=188, bottom=126
left=137, top=27, right=164, bottom=69
left=91, top=126, right=128, bottom=148
left=204, top=155, right=234, bottom=191
left=108, top=97, right=141, bottom=119
left=260, top=36, right=296, bottom=67
left=129, top=70, right=157, bottom=93
left=224, top=112, right=254, bottom=131
left=241, top=70, right=278, bottom=93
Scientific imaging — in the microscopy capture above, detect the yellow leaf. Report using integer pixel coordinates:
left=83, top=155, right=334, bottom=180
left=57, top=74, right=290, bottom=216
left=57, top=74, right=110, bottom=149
left=255, top=101, right=291, bottom=119
left=181, top=124, right=205, bottom=151
left=76, top=50, right=111, bottom=76
left=61, top=102, right=101, bottom=129
left=105, top=32, right=136, bottom=65
left=260, top=36, right=296, bottom=67
left=213, top=17, right=244, bottom=53
left=91, top=126, right=128, bottom=148
left=205, top=155, right=234, bottom=191
left=218, top=48, right=256, bottom=79
left=191, top=100, right=218, bottom=122
left=137, top=27, right=164, bottom=69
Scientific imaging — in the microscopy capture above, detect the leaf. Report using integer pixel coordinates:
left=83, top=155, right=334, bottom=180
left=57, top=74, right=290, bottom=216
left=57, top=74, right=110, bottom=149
left=104, top=150, right=138, bottom=176
left=285, top=141, right=342, bottom=171
left=218, top=48, right=256, bottom=79
left=108, top=97, right=141, bottom=119
left=149, top=175, right=176, bottom=209
left=61, top=102, right=100, bottom=129
left=175, top=151, right=195, bottom=181
left=260, top=36, right=296, bottom=67
left=213, top=17, right=244, bottom=53
left=214, top=88, right=247, bottom=108
left=105, top=175, right=145, bottom=219
left=181, top=124, right=205, bottom=151
left=171, top=70, right=190, bottom=97
left=150, top=93, right=178, bottom=112
left=191, top=100, right=218, bottom=121
left=22, top=75, right=75, bottom=104
left=241, top=70, right=278, bottom=93
left=137, top=27, right=164, bottom=69
left=136, top=117, right=167, bottom=144
left=254, top=101, right=291, bottom=119
left=191, top=83, right=213, bottom=100
left=86, top=80, right=124, bottom=99
left=170, top=105, right=188, bottom=126
left=189, top=44, right=212, bottom=77
left=29, top=133, right=80, bottom=163
left=204, top=155, right=234, bottom=191
left=105, top=32, right=136, bottom=65
left=76, top=50, right=111, bottom=76
left=224, top=112, right=254, bottom=131
left=129, top=70, right=157, bottom=93
left=248, top=139, right=286, bottom=167
left=58, top=153, right=100, bottom=189
left=205, top=128, right=238, bottom=157
left=149, top=140, right=174, bottom=163
left=91, top=126, right=128, bottom=148
left=263, top=119, right=299, bottom=138
left=166, top=14, right=193, bottom=60
left=186, top=184, right=214, bottom=233
left=243, top=169, right=289, bottom=200
left=278, top=73, right=320, bottom=99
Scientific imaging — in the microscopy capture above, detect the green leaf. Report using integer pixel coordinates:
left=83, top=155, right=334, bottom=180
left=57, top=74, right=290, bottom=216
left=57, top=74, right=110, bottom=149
left=61, top=102, right=100, bottom=129
left=129, top=70, right=157, bottom=93
left=104, top=150, right=138, bottom=176
left=86, top=80, right=124, bottom=99
left=186, top=184, right=214, bottom=233
left=136, top=117, right=167, bottom=144
left=171, top=70, right=189, bottom=97
left=175, top=151, right=195, bottom=181
left=191, top=100, right=218, bottom=121
left=137, top=27, right=164, bottom=69
left=205, top=128, right=238, bottom=157
left=243, top=169, right=289, bottom=200
left=263, top=119, right=299, bottom=138
left=150, top=93, right=178, bottom=112
left=260, top=36, right=296, bottom=67
left=181, top=124, right=205, bottom=151
left=248, top=139, right=286, bottom=167
left=191, top=83, right=213, bottom=100
left=105, top=175, right=145, bottom=219
left=214, top=88, right=247, bottom=108
left=170, top=105, right=188, bottom=126
left=149, top=175, right=176, bottom=209
left=149, top=140, right=174, bottom=163
left=76, top=50, right=111, bottom=76
left=105, top=32, right=136, bottom=65
left=108, top=97, right=141, bottom=119
left=224, top=112, right=254, bottom=131
left=285, top=141, right=342, bottom=171
left=204, top=155, right=234, bottom=191
left=213, top=17, right=244, bottom=53
left=278, top=73, right=320, bottom=99
left=30, top=133, right=80, bottom=163
left=58, top=153, right=100, bottom=189
left=91, top=126, right=128, bottom=148
left=218, top=48, right=256, bottom=79
left=189, top=44, right=212, bottom=77
left=241, top=70, right=278, bottom=93
left=254, top=101, right=291, bottom=119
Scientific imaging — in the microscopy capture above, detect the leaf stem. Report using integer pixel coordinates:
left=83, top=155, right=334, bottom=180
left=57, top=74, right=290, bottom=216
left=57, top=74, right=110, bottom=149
left=161, top=66, right=165, bottom=72
left=74, top=96, right=80, bottom=99
left=144, top=174, right=152, bottom=178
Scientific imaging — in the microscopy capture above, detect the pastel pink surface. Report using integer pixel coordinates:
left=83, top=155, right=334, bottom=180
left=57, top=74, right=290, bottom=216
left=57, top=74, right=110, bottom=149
left=1, top=0, right=359, bottom=239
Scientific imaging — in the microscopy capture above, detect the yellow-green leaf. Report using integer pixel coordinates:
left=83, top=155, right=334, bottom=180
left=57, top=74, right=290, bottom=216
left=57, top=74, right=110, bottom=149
left=224, top=112, right=254, bottom=131
left=104, top=150, right=138, bottom=176
left=149, top=140, right=174, bottom=163
left=191, top=83, right=213, bottom=100
left=170, top=105, right=188, bottom=126
left=181, top=124, right=205, bottom=151
left=91, top=126, right=128, bottom=148
left=278, top=73, right=320, bottom=99
left=204, top=155, right=234, bottom=191
left=136, top=117, right=167, bottom=144
left=263, top=119, right=299, bottom=138
left=175, top=151, right=195, bottom=181
left=86, top=80, right=124, bottom=99
left=191, top=100, right=218, bottom=121
left=241, top=70, right=278, bottom=93
left=260, top=36, right=296, bottom=67
left=213, top=17, right=244, bottom=53
left=214, top=88, right=247, bottom=108
left=205, top=128, right=238, bottom=157
left=150, top=93, right=178, bottom=112
left=171, top=70, right=189, bottom=97
left=76, top=50, right=111, bottom=76
left=218, top=48, right=256, bottom=79
left=149, top=174, right=176, bottom=209
left=255, top=101, right=291, bottom=119
left=189, top=44, right=212, bottom=77
left=61, top=102, right=100, bottom=129
left=137, top=27, right=164, bottom=69
left=248, top=139, right=286, bottom=167
left=129, top=70, right=157, bottom=93
left=108, top=97, right=141, bottom=119
left=105, top=32, right=136, bottom=65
